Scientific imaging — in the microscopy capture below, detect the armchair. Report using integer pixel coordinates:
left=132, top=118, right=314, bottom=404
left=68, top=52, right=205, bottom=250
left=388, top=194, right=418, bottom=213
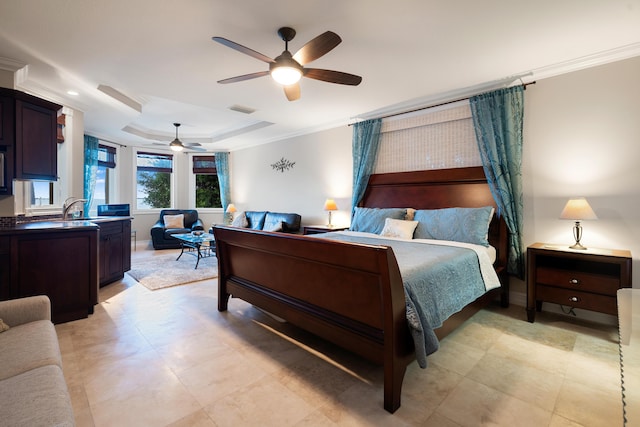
left=150, top=209, right=204, bottom=249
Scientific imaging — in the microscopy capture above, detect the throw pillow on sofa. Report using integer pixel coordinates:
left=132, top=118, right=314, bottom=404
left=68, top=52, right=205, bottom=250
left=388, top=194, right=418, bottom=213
left=0, top=318, right=9, bottom=332
left=232, top=212, right=249, bottom=228
left=164, top=214, right=184, bottom=229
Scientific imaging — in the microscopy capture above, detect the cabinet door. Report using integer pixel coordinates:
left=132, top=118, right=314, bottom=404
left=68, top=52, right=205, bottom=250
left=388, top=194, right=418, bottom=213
left=15, top=99, right=58, bottom=180
left=0, top=237, right=11, bottom=300
left=15, top=230, right=98, bottom=323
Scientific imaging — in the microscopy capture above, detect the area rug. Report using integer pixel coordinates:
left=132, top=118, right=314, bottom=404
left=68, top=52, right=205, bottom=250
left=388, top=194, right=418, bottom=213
left=127, top=250, right=217, bottom=290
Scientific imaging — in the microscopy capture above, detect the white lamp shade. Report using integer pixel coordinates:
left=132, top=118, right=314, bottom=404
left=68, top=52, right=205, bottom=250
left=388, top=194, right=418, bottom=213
left=226, top=203, right=237, bottom=213
left=559, top=197, right=598, bottom=220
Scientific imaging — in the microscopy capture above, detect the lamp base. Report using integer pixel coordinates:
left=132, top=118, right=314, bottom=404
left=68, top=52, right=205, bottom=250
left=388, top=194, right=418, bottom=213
left=569, top=242, right=587, bottom=250
left=569, top=221, right=587, bottom=249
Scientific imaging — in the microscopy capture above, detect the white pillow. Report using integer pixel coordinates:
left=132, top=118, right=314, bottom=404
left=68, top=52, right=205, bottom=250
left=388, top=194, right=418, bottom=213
left=264, top=221, right=283, bottom=232
left=380, top=218, right=418, bottom=239
left=163, top=213, right=184, bottom=229
left=231, top=212, right=249, bottom=228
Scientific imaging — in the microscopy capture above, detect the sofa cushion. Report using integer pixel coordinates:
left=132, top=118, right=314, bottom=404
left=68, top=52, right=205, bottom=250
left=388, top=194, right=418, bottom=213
left=232, top=212, right=249, bottom=228
left=163, top=214, right=184, bottom=229
left=0, top=365, right=74, bottom=427
left=0, top=320, right=62, bottom=381
left=245, top=211, right=267, bottom=230
left=264, top=212, right=301, bottom=233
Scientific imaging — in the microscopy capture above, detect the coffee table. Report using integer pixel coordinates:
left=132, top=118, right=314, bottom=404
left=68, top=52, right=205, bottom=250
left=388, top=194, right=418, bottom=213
left=172, top=232, right=216, bottom=269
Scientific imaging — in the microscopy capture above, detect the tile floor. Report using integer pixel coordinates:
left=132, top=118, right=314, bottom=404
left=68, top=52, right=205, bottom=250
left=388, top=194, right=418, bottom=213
left=55, top=244, right=623, bottom=426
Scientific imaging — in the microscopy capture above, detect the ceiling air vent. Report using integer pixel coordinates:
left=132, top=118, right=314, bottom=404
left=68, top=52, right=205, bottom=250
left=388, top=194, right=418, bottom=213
left=228, top=104, right=256, bottom=114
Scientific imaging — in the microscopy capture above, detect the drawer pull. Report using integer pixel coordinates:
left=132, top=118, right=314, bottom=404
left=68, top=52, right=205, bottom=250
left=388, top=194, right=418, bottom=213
left=569, top=296, right=580, bottom=303
left=569, top=278, right=580, bottom=285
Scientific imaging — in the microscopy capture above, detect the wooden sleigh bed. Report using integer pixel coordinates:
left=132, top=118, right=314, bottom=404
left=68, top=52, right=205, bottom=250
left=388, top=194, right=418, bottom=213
left=213, top=166, right=509, bottom=413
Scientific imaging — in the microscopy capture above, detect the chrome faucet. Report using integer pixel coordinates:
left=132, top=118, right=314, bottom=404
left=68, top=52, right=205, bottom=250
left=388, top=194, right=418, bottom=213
left=62, top=197, right=88, bottom=220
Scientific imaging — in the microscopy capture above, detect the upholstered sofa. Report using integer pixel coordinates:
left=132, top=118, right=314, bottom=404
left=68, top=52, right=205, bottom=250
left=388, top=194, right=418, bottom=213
left=0, top=295, right=75, bottom=426
left=150, top=209, right=205, bottom=249
left=233, top=210, right=302, bottom=233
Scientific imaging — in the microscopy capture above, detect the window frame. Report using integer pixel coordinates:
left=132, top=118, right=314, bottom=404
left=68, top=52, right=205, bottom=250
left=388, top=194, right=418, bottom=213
left=134, top=149, right=176, bottom=212
left=188, top=153, right=223, bottom=212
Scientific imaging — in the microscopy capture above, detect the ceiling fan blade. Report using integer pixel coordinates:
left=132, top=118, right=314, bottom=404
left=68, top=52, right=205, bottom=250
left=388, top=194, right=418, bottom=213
left=183, top=142, right=202, bottom=147
left=293, top=31, right=341, bottom=65
left=212, top=37, right=275, bottom=63
left=304, top=68, right=362, bottom=86
left=284, top=83, right=300, bottom=101
left=217, top=71, right=270, bottom=84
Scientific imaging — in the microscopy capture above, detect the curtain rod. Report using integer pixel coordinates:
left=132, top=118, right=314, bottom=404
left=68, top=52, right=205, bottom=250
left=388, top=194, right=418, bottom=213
left=350, top=81, right=536, bottom=125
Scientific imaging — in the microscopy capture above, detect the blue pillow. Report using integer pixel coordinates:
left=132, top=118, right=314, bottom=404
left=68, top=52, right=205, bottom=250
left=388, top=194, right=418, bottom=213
left=413, top=206, right=494, bottom=246
left=350, top=207, right=407, bottom=234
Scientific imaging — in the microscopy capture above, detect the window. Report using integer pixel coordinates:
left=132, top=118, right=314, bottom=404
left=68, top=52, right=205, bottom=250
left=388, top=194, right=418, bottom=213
left=136, top=151, right=173, bottom=209
left=89, top=144, right=117, bottom=214
left=192, top=155, right=221, bottom=208
left=31, top=181, right=55, bottom=206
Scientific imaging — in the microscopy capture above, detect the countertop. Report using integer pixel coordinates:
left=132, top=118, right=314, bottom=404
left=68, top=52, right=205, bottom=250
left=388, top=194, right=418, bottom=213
left=2, top=216, right=132, bottom=234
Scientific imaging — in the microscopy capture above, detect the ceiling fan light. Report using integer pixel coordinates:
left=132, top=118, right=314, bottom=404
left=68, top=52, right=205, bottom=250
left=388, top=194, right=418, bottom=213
left=170, top=139, right=184, bottom=152
left=271, top=66, right=302, bottom=85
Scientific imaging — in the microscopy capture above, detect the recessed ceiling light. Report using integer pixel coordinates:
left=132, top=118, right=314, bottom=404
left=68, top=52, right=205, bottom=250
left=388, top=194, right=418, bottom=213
left=67, top=90, right=79, bottom=96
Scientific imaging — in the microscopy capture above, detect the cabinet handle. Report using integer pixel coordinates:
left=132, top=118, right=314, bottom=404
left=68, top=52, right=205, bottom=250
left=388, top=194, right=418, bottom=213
left=569, top=296, right=580, bottom=303
left=569, top=278, right=580, bottom=285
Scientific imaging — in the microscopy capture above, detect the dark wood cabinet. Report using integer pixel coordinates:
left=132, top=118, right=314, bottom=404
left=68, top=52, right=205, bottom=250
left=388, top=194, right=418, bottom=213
left=526, top=242, right=632, bottom=322
left=0, top=237, right=11, bottom=300
left=0, top=88, right=61, bottom=194
left=6, top=227, right=99, bottom=324
left=98, top=219, right=132, bottom=287
left=14, top=98, right=59, bottom=180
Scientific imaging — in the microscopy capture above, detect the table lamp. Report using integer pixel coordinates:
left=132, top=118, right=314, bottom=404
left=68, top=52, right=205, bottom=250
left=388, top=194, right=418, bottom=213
left=324, top=199, right=338, bottom=227
left=226, top=203, right=237, bottom=225
left=559, top=197, right=598, bottom=250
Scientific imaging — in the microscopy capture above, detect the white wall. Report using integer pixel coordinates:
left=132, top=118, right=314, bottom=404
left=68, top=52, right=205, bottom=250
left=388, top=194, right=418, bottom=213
left=231, top=125, right=353, bottom=228
left=520, top=56, right=640, bottom=295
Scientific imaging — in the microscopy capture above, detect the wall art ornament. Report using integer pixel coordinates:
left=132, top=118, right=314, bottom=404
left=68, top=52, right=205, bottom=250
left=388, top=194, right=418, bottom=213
left=271, top=157, right=296, bottom=173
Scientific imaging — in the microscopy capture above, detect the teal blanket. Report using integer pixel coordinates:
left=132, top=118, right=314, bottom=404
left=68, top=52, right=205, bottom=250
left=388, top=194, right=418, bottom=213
left=317, top=232, right=491, bottom=368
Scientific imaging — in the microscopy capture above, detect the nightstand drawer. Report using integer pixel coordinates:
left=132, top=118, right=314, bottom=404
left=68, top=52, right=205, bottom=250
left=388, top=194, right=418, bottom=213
left=537, top=267, right=620, bottom=295
left=537, top=285, right=618, bottom=315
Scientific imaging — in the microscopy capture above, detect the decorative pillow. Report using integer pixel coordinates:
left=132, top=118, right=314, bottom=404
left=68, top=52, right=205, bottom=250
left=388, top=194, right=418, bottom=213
left=350, top=207, right=407, bottom=234
left=0, top=318, right=9, bottom=333
left=413, top=206, right=495, bottom=246
left=163, top=214, right=184, bottom=229
left=231, top=212, right=249, bottom=228
left=380, top=218, right=419, bottom=239
left=264, top=221, right=283, bottom=232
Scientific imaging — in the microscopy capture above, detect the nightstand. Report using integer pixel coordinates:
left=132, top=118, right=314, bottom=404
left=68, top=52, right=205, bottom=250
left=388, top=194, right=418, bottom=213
left=526, top=242, right=632, bottom=322
left=303, top=225, right=349, bottom=235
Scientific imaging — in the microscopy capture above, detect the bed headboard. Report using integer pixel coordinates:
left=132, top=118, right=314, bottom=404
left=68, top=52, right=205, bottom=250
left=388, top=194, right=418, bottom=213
left=360, top=166, right=508, bottom=271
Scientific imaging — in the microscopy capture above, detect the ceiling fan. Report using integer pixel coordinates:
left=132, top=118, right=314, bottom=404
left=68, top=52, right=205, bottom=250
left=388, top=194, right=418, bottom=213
left=212, top=27, right=362, bottom=101
left=161, top=123, right=206, bottom=152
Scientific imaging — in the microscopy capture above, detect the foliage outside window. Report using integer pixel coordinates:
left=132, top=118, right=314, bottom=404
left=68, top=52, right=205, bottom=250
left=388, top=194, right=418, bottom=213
left=137, top=151, right=173, bottom=209
left=193, top=155, right=221, bottom=208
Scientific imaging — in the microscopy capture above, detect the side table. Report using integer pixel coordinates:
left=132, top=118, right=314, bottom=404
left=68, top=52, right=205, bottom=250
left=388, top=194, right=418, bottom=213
left=527, top=242, right=632, bottom=322
left=303, top=225, right=349, bottom=235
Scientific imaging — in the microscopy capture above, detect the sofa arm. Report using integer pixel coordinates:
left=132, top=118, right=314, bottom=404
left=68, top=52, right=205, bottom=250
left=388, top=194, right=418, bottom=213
left=191, top=219, right=205, bottom=231
left=0, top=295, right=51, bottom=326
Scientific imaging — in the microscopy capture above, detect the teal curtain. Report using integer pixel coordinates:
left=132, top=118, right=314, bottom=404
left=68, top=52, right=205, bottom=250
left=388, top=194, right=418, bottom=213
left=351, top=119, right=382, bottom=216
left=83, top=135, right=99, bottom=214
left=215, top=152, right=231, bottom=211
left=470, top=85, right=525, bottom=278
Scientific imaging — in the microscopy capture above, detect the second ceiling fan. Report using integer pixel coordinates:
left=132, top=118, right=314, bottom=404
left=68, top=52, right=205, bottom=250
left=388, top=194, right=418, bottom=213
left=213, top=27, right=362, bottom=101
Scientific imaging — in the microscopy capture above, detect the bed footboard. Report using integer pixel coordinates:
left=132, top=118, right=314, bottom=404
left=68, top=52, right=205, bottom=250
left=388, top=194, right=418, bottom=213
left=213, top=225, right=415, bottom=413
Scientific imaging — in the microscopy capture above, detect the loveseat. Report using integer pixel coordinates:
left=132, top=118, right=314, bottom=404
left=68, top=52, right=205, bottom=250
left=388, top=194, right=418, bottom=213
left=233, top=210, right=301, bottom=233
left=0, top=295, right=75, bottom=426
left=150, top=209, right=205, bottom=249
